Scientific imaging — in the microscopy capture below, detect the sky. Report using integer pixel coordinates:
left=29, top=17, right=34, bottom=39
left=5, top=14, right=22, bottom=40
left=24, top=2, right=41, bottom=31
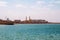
left=0, top=0, right=60, bottom=22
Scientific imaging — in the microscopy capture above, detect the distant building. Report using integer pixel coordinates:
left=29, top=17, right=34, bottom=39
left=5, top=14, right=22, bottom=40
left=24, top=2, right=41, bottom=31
left=0, top=16, right=48, bottom=24
left=29, top=19, right=48, bottom=23
left=22, top=16, right=48, bottom=24
left=0, top=19, right=14, bottom=25
left=14, top=20, right=21, bottom=24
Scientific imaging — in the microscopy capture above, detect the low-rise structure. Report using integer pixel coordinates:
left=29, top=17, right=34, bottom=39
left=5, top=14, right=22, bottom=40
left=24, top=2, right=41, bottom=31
left=14, top=20, right=21, bottom=24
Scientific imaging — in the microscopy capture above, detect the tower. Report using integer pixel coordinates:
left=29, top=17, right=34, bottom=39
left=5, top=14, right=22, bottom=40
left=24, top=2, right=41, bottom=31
left=29, top=16, right=31, bottom=21
left=26, top=16, right=27, bottom=21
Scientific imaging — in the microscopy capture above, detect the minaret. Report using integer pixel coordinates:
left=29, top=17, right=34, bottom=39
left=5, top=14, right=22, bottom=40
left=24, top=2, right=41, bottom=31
left=26, top=16, right=27, bottom=21
left=29, top=16, right=31, bottom=21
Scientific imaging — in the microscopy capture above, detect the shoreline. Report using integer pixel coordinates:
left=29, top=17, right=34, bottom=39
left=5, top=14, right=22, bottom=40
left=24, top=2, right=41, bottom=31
left=0, top=22, right=60, bottom=25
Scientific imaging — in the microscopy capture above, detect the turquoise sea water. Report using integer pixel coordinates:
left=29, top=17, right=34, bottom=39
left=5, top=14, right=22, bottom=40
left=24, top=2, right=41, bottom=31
left=0, top=24, right=60, bottom=40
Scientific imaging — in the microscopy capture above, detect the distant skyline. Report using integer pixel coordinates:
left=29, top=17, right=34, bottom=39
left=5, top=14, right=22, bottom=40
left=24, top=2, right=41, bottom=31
left=0, top=0, right=60, bottom=22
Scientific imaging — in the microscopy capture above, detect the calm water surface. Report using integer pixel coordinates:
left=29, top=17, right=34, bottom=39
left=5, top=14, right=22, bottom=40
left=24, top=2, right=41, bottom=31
left=0, top=24, right=60, bottom=40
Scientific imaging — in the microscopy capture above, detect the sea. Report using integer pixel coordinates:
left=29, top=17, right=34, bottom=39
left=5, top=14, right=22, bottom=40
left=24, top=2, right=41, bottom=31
left=0, top=24, right=60, bottom=40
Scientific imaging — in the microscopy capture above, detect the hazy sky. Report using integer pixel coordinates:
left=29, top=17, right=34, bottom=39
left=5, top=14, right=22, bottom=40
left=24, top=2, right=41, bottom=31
left=0, top=0, right=60, bottom=22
